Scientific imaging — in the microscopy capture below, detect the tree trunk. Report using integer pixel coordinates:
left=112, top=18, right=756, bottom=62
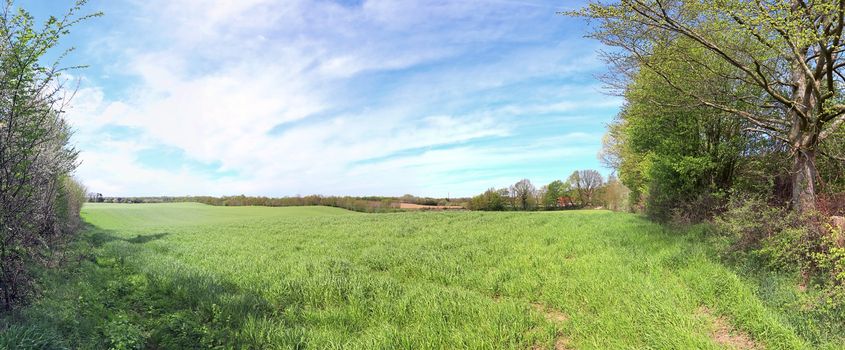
left=792, top=148, right=818, bottom=213
left=787, top=48, right=818, bottom=214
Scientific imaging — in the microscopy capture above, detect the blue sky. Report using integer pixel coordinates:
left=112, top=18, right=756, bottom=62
left=28, top=0, right=620, bottom=197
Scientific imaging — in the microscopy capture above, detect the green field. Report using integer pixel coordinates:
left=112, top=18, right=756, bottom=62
left=5, top=203, right=844, bottom=349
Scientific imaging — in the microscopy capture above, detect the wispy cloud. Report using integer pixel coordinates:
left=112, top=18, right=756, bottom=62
left=63, top=0, right=617, bottom=197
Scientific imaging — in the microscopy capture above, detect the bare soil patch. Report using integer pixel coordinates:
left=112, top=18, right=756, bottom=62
left=554, top=337, right=573, bottom=350
left=527, top=303, right=573, bottom=349
left=697, top=306, right=760, bottom=349
left=532, top=303, right=569, bottom=323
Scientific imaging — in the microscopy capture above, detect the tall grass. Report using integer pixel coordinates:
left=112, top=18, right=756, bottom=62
left=2, top=203, right=842, bottom=349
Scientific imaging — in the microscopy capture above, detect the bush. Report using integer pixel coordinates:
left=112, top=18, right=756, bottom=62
left=101, top=314, right=144, bottom=350
left=814, top=223, right=845, bottom=303
left=715, top=196, right=795, bottom=252
left=670, top=192, right=725, bottom=225
left=0, top=0, right=98, bottom=311
left=56, top=177, right=87, bottom=235
left=716, top=196, right=845, bottom=305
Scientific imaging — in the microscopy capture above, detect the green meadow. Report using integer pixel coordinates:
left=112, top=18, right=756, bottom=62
left=4, top=203, right=843, bottom=349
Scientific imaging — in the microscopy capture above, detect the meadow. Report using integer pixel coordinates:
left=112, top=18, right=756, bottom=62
left=3, top=203, right=844, bottom=349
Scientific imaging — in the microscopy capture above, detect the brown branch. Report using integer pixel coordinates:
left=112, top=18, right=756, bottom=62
left=626, top=0, right=808, bottom=121
left=820, top=113, right=845, bottom=140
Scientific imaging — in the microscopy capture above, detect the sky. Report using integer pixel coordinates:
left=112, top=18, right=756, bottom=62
left=24, top=0, right=621, bottom=198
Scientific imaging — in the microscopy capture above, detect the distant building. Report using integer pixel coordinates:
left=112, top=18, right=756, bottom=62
left=557, top=196, right=575, bottom=207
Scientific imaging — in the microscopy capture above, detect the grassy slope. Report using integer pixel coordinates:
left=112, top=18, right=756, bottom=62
left=3, top=203, right=843, bottom=349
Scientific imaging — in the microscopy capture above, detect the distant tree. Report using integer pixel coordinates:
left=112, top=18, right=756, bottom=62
left=602, top=174, right=630, bottom=212
left=568, top=170, right=604, bottom=207
left=543, top=180, right=568, bottom=210
left=510, top=179, right=536, bottom=211
left=535, top=185, right=548, bottom=210
left=468, top=188, right=506, bottom=211
left=504, top=187, right=516, bottom=209
left=87, top=192, right=104, bottom=203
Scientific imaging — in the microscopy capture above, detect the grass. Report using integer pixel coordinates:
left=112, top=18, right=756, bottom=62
left=2, top=203, right=843, bottom=349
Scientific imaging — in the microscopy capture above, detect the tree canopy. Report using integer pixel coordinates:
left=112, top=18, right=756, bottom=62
left=574, top=0, right=845, bottom=213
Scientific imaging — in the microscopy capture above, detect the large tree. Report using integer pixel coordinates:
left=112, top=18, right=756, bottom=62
left=568, top=170, right=604, bottom=206
left=575, top=0, right=845, bottom=213
left=510, top=179, right=537, bottom=210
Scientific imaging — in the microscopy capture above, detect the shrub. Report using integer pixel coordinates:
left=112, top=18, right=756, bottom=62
left=101, top=314, right=144, bottom=350
left=716, top=196, right=845, bottom=305
left=0, top=0, right=98, bottom=311
left=56, top=177, right=88, bottom=235
left=715, top=196, right=795, bottom=253
left=813, top=223, right=845, bottom=303
left=670, top=192, right=725, bottom=225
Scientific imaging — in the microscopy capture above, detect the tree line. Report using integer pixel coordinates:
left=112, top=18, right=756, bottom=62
left=467, top=170, right=629, bottom=211
left=85, top=194, right=470, bottom=213
left=90, top=171, right=629, bottom=214
left=574, top=1, right=845, bottom=304
left=195, top=195, right=406, bottom=213
left=0, top=1, right=98, bottom=310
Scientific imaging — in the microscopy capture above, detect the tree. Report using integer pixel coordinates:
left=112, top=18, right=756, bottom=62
left=510, top=179, right=537, bottom=210
left=0, top=0, right=99, bottom=310
left=535, top=185, right=548, bottom=210
left=574, top=1, right=845, bottom=213
left=600, top=58, right=759, bottom=219
left=602, top=174, right=631, bottom=212
left=543, top=180, right=568, bottom=210
left=468, top=188, right=506, bottom=211
left=496, top=188, right=511, bottom=209
left=568, top=170, right=604, bottom=206
left=598, top=129, right=623, bottom=171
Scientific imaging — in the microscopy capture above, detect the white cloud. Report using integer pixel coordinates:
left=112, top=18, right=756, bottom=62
left=65, top=0, right=613, bottom=197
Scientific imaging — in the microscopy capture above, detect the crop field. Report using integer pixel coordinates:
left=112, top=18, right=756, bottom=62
left=6, top=203, right=844, bottom=349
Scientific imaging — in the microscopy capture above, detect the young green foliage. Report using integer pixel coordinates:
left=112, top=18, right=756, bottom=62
left=0, top=0, right=100, bottom=311
left=574, top=0, right=845, bottom=213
